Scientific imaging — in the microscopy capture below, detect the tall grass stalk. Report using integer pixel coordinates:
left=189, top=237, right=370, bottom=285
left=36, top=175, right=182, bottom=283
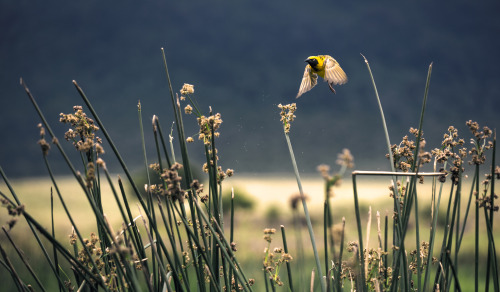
left=283, top=132, right=325, bottom=292
left=484, top=135, right=499, bottom=291
left=361, top=54, right=401, bottom=290
left=423, top=161, right=449, bottom=292
left=2, top=226, right=46, bottom=292
left=137, top=101, right=160, bottom=290
left=361, top=55, right=434, bottom=291
left=280, top=225, right=294, bottom=291
left=50, top=188, right=62, bottom=292
left=353, top=170, right=441, bottom=291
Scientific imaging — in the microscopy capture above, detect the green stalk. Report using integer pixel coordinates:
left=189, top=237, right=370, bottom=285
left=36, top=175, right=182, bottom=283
left=475, top=165, right=479, bottom=292
left=414, top=63, right=433, bottom=292
left=270, top=278, right=276, bottom=292
left=485, top=134, right=498, bottom=292
left=445, top=252, right=462, bottom=291
left=152, top=119, right=176, bottom=245
left=13, top=208, right=105, bottom=287
left=336, top=217, right=346, bottom=292
left=193, top=199, right=253, bottom=291
left=284, top=132, right=325, bottom=292
left=117, top=177, right=148, bottom=262
left=137, top=209, right=169, bottom=286
left=361, top=54, right=403, bottom=290
left=292, top=208, right=305, bottom=292
left=352, top=174, right=366, bottom=290
left=401, top=61, right=433, bottom=291
left=360, top=55, right=396, bottom=174
left=413, top=183, right=422, bottom=292
left=384, top=215, right=388, bottom=286
left=482, top=203, right=499, bottom=292
left=324, top=201, right=329, bottom=280
left=50, top=188, right=62, bottom=292
left=352, top=170, right=441, bottom=291
left=72, top=80, right=185, bottom=290
left=152, top=119, right=192, bottom=288
left=0, top=242, right=25, bottom=291
left=423, top=162, right=448, bottom=291
left=153, top=116, right=173, bottom=168
left=2, top=227, right=47, bottom=292
left=137, top=101, right=159, bottom=291
left=264, top=269, right=270, bottom=292
left=229, top=188, right=236, bottom=290
left=0, top=167, right=67, bottom=290
left=103, top=170, right=154, bottom=289
left=281, top=225, right=294, bottom=291
left=457, top=168, right=477, bottom=249
left=161, top=49, right=207, bottom=288
left=444, top=178, right=462, bottom=287
left=169, top=203, right=228, bottom=292
left=156, top=200, right=186, bottom=277
left=455, top=175, right=461, bottom=284
left=325, top=182, right=336, bottom=263
left=42, top=156, right=109, bottom=290
left=433, top=181, right=455, bottom=288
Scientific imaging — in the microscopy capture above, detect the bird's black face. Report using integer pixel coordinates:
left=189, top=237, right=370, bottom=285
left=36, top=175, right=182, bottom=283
left=305, top=58, right=319, bottom=69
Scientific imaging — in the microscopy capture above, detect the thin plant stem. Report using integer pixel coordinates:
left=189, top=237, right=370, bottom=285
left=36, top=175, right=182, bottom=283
left=485, top=134, right=499, bottom=292
left=137, top=208, right=169, bottom=285
left=153, top=116, right=173, bottom=168
left=325, top=181, right=336, bottom=264
left=229, top=188, right=236, bottom=290
left=351, top=174, right=366, bottom=290
left=2, top=227, right=47, bottom=292
left=384, top=215, right=388, bottom=284
left=42, top=156, right=109, bottom=290
left=137, top=101, right=159, bottom=290
left=361, top=55, right=406, bottom=291
left=482, top=203, right=500, bottom=292
left=117, top=176, right=148, bottom=263
left=456, top=166, right=477, bottom=249
left=284, top=132, right=325, bottom=292
left=50, top=188, right=62, bottom=292
left=336, top=217, right=346, bottom=292
left=281, top=225, right=294, bottom=292
left=72, top=80, right=186, bottom=289
left=0, top=242, right=26, bottom=291
left=423, top=163, right=448, bottom=291
left=324, top=201, right=329, bottom=279
left=475, top=165, right=479, bottom=292
left=161, top=49, right=206, bottom=286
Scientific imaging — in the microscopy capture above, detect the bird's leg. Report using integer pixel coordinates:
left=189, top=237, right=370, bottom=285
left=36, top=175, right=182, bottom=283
left=328, top=82, right=336, bottom=94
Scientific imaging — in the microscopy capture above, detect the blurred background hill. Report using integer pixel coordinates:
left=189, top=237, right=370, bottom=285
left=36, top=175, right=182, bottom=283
left=1, top=1, right=499, bottom=177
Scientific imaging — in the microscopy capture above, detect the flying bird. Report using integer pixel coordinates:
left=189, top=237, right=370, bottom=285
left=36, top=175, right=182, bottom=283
left=296, top=55, right=348, bottom=98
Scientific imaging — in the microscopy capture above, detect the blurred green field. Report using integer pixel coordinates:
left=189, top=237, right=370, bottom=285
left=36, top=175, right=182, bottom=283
left=0, top=174, right=498, bottom=291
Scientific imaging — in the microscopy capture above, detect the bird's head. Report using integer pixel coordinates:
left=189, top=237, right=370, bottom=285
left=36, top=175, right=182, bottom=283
left=305, top=56, right=320, bottom=69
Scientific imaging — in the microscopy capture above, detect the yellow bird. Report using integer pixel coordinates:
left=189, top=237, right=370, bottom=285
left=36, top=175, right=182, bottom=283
left=296, top=55, right=348, bottom=98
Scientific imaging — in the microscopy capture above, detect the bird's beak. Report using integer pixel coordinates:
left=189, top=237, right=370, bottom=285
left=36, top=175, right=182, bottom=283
left=304, top=58, right=310, bottom=63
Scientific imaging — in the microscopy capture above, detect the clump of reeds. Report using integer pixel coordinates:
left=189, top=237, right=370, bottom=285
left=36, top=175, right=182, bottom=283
left=275, top=55, right=498, bottom=292
left=0, top=50, right=497, bottom=292
left=0, top=49, right=254, bottom=292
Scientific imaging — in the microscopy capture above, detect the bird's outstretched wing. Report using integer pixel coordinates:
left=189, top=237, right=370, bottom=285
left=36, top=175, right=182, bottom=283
left=324, top=56, right=348, bottom=85
left=296, top=65, right=318, bottom=98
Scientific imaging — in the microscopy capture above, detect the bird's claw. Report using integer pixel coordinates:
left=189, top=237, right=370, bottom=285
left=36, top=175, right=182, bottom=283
left=328, top=83, right=336, bottom=94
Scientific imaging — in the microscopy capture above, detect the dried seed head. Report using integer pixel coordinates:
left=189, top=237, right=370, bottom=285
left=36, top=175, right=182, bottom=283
left=278, top=103, right=297, bottom=134
left=180, top=83, right=194, bottom=95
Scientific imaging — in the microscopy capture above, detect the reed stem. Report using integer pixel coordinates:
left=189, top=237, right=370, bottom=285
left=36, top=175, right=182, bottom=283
left=284, top=132, right=325, bottom=292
